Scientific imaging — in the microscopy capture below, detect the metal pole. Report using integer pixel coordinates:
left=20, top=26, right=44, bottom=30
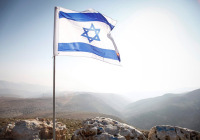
left=53, top=56, right=56, bottom=140
left=53, top=7, right=58, bottom=140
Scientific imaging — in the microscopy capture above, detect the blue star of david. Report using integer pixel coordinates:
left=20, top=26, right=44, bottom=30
left=81, top=23, right=100, bottom=43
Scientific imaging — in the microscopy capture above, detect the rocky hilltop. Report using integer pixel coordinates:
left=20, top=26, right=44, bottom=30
left=1, top=117, right=198, bottom=140
left=0, top=118, right=67, bottom=140
left=72, top=117, right=200, bottom=140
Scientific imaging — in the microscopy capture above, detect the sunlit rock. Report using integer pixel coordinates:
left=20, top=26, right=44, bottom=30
left=71, top=117, right=146, bottom=140
left=148, top=125, right=200, bottom=140
left=0, top=118, right=67, bottom=140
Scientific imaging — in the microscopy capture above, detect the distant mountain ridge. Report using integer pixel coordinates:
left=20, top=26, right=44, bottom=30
left=123, top=89, right=200, bottom=131
left=0, top=80, right=51, bottom=98
left=56, top=93, right=122, bottom=117
left=0, top=80, right=200, bottom=131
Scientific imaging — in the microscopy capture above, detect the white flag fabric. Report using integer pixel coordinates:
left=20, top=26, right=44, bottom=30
left=53, top=7, right=120, bottom=64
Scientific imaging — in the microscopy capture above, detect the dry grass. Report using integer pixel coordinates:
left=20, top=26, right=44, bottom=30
left=57, top=118, right=82, bottom=139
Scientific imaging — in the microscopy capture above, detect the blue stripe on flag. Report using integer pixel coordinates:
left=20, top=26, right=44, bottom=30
left=59, top=11, right=115, bottom=30
left=58, top=42, right=119, bottom=61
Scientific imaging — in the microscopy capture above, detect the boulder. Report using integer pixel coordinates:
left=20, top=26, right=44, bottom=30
left=0, top=118, right=67, bottom=140
left=71, top=117, right=146, bottom=140
left=148, top=125, right=200, bottom=140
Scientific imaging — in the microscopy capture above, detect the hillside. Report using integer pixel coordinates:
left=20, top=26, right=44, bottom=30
left=124, top=89, right=200, bottom=131
left=0, top=93, right=124, bottom=119
left=92, top=93, right=131, bottom=111
left=55, top=93, right=122, bottom=117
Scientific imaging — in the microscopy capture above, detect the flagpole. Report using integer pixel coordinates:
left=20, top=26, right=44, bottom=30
left=53, top=56, right=56, bottom=140
left=53, top=6, right=58, bottom=140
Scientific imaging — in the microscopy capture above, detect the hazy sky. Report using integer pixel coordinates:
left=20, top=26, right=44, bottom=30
left=0, top=0, right=200, bottom=100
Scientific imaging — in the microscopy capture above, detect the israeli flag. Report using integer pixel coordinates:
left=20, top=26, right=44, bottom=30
left=53, top=7, right=120, bottom=64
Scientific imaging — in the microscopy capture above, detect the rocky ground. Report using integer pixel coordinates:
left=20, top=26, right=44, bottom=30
left=0, top=118, right=82, bottom=140
left=0, top=117, right=200, bottom=140
left=72, top=117, right=200, bottom=140
left=57, top=118, right=82, bottom=139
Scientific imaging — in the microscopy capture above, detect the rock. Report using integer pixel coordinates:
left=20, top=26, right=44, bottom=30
left=71, top=117, right=146, bottom=140
left=148, top=125, right=200, bottom=140
left=0, top=118, right=67, bottom=140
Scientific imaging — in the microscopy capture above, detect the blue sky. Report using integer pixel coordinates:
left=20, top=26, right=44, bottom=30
left=0, top=0, right=200, bottom=100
